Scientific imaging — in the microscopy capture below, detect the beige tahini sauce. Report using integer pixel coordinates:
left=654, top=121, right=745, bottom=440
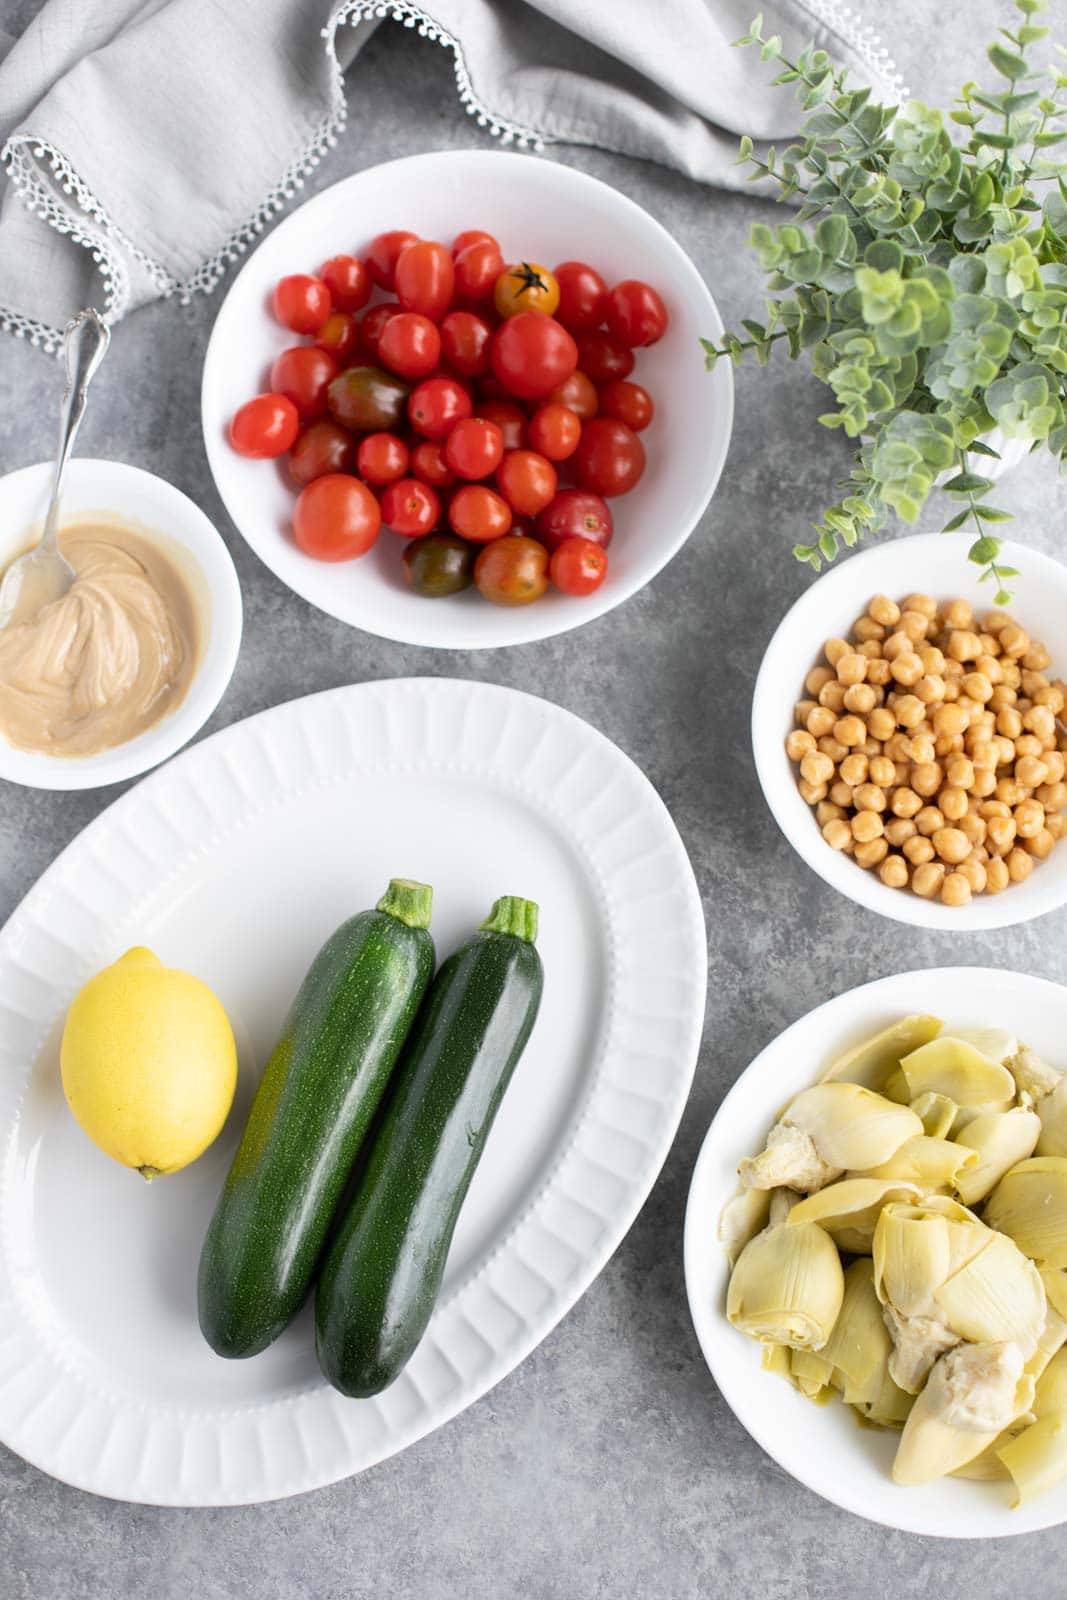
left=0, top=516, right=200, bottom=758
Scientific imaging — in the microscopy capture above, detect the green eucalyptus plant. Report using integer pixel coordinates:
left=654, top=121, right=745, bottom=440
left=703, top=0, right=1067, bottom=602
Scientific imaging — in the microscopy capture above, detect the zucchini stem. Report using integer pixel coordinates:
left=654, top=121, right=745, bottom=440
left=480, top=896, right=539, bottom=942
left=377, top=879, right=434, bottom=931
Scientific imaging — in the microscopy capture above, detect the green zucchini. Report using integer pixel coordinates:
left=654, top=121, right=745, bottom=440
left=198, top=879, right=434, bottom=1359
left=315, top=895, right=543, bottom=1397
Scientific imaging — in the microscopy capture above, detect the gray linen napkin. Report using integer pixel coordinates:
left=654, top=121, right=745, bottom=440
left=0, top=0, right=902, bottom=351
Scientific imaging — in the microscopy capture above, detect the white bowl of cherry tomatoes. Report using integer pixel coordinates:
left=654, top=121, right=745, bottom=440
left=201, top=149, right=733, bottom=649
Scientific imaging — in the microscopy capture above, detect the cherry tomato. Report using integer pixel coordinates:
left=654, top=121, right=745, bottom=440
left=403, top=532, right=475, bottom=596
left=444, top=417, right=504, bottom=481
left=293, top=474, right=380, bottom=561
left=452, top=229, right=499, bottom=257
left=269, top=346, right=339, bottom=420
left=474, top=399, right=527, bottom=450
left=575, top=332, right=634, bottom=384
left=380, top=478, right=441, bottom=538
left=494, top=262, right=560, bottom=319
left=597, top=379, right=654, bottom=431
left=328, top=365, right=410, bottom=432
left=377, top=312, right=442, bottom=381
left=474, top=536, right=549, bottom=606
left=229, top=393, right=299, bottom=458
left=408, top=376, right=472, bottom=440
left=357, top=302, right=399, bottom=361
left=319, top=255, right=371, bottom=312
left=449, top=484, right=512, bottom=543
left=496, top=449, right=557, bottom=516
left=528, top=402, right=581, bottom=461
left=548, top=369, right=598, bottom=421
left=606, top=279, right=669, bottom=347
left=394, top=240, right=455, bottom=322
left=454, top=239, right=505, bottom=303
left=365, top=230, right=419, bottom=290
left=411, top=439, right=456, bottom=488
left=439, top=311, right=493, bottom=377
left=289, top=420, right=356, bottom=485
left=534, top=489, right=614, bottom=552
left=549, top=536, right=608, bottom=596
left=491, top=313, right=578, bottom=401
left=315, top=311, right=360, bottom=364
left=272, top=274, right=331, bottom=334
left=553, top=261, right=609, bottom=332
left=357, top=431, right=410, bottom=486
left=574, top=417, right=645, bottom=496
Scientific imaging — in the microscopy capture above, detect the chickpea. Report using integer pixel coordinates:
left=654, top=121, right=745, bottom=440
left=958, top=812, right=986, bottom=847
left=853, top=837, right=888, bottom=869
left=1026, top=827, right=1056, bottom=860
left=940, top=786, right=969, bottom=822
left=969, top=768, right=998, bottom=799
left=986, top=856, right=1010, bottom=893
left=1024, top=641, right=1053, bottom=671
left=852, top=810, right=885, bottom=843
left=890, top=787, right=923, bottom=819
left=823, top=819, right=852, bottom=851
left=824, top=637, right=851, bottom=667
left=994, top=734, right=1017, bottom=767
left=865, top=658, right=892, bottom=687
left=941, top=871, right=973, bottom=907
left=843, top=683, right=877, bottom=715
left=1045, top=751, right=1066, bottom=783
left=883, top=630, right=911, bottom=662
left=837, top=752, right=867, bottom=788
left=894, top=694, right=927, bottom=730
left=869, top=755, right=896, bottom=787
left=908, top=734, right=937, bottom=766
left=804, top=706, right=833, bottom=739
left=1035, top=685, right=1065, bottom=715
left=853, top=783, right=887, bottom=813
left=911, top=762, right=943, bottom=799
left=1024, top=704, right=1057, bottom=743
left=933, top=827, right=970, bottom=865
left=933, top=703, right=969, bottom=739
left=901, top=610, right=931, bottom=643
left=981, top=799, right=1012, bottom=819
left=1016, top=755, right=1049, bottom=789
left=1015, top=734, right=1044, bottom=759
left=816, top=801, right=845, bottom=827
left=830, top=780, right=854, bottom=808
left=995, top=778, right=1029, bottom=808
left=915, top=674, right=947, bottom=705
left=1021, top=669, right=1050, bottom=699
left=832, top=715, right=865, bottom=749
left=867, top=707, right=896, bottom=742
left=819, top=681, right=848, bottom=713
left=800, top=752, right=835, bottom=786
left=853, top=615, right=886, bottom=644
left=806, top=665, right=835, bottom=696
left=798, top=778, right=829, bottom=805
left=942, top=598, right=973, bottom=630
left=1007, top=846, right=1035, bottom=883
left=834, top=652, right=867, bottom=687
left=919, top=645, right=947, bottom=675
left=916, top=806, right=945, bottom=836
left=879, top=855, right=910, bottom=889
left=1002, top=662, right=1022, bottom=689
left=989, top=685, right=1018, bottom=714
left=891, top=652, right=924, bottom=687
left=818, top=736, right=849, bottom=764
left=863, top=596, right=897, bottom=629
left=884, top=732, right=914, bottom=763
left=905, top=593, right=938, bottom=620
left=935, top=733, right=965, bottom=761
left=960, top=672, right=993, bottom=704
left=947, top=629, right=983, bottom=663
left=1048, top=812, right=1067, bottom=840
left=786, top=730, right=816, bottom=762
left=893, top=761, right=911, bottom=787
left=1000, top=624, right=1031, bottom=660
left=946, top=754, right=975, bottom=789
left=1016, top=797, right=1048, bottom=837
left=904, top=834, right=935, bottom=866
left=885, top=816, right=917, bottom=846
left=984, top=610, right=1014, bottom=636
left=994, top=707, right=1022, bottom=740
left=912, top=861, right=946, bottom=898
left=796, top=699, right=818, bottom=727
left=975, top=654, right=1004, bottom=685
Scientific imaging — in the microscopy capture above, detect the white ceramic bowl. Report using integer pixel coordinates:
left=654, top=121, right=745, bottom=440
left=684, top=964, right=1067, bottom=1539
left=0, top=459, right=242, bottom=790
left=201, top=149, right=733, bottom=649
left=753, top=532, right=1067, bottom=930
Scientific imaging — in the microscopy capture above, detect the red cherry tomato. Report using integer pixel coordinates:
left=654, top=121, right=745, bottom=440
left=293, top=474, right=380, bottom=560
left=319, top=255, right=371, bottom=312
left=444, top=417, right=505, bottom=481
left=439, top=311, right=493, bottom=378
left=357, top=431, right=411, bottom=486
left=606, top=279, right=669, bottom=347
left=597, top=379, right=654, bottom=431
left=289, top=420, right=356, bottom=485
left=575, top=332, right=635, bottom=384
left=474, top=399, right=527, bottom=450
left=534, top=489, right=614, bottom=552
left=380, top=477, right=441, bottom=538
left=269, top=346, right=339, bottom=420
left=527, top=402, right=581, bottom=461
left=496, top=449, right=557, bottom=516
left=357, top=301, right=399, bottom=361
left=548, top=369, right=599, bottom=421
left=377, top=311, right=442, bottom=381
left=454, top=239, right=506, bottom=303
left=449, top=484, right=512, bottom=543
left=490, top=313, right=578, bottom=401
left=394, top=241, right=455, bottom=322
left=411, top=439, right=457, bottom=488
left=549, top=536, right=609, bottom=596
left=574, top=417, right=645, bottom=496
left=229, top=393, right=299, bottom=458
left=452, top=229, right=500, bottom=257
left=553, top=261, right=609, bottom=332
left=271, top=274, right=331, bottom=334
left=365, top=230, right=419, bottom=290
left=315, top=311, right=360, bottom=364
left=408, top=375, right=472, bottom=440
left=474, top=535, right=549, bottom=606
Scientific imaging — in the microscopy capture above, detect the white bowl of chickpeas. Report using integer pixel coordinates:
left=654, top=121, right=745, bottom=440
left=752, top=532, right=1067, bottom=928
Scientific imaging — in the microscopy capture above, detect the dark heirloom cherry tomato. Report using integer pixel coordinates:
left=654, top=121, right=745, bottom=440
left=449, top=484, right=512, bottom=543
left=411, top=439, right=456, bottom=488
left=493, top=262, right=560, bottom=319
left=357, top=302, right=399, bottom=361
left=474, top=399, right=527, bottom=450
left=534, top=489, right=614, bottom=552
left=377, top=312, right=442, bottom=381
left=229, top=394, right=299, bottom=458
left=403, top=532, right=475, bottom=596
left=550, top=536, right=609, bottom=596
left=289, top=420, right=356, bottom=485
left=528, top=402, right=581, bottom=461
left=452, top=229, right=499, bottom=257
left=408, top=376, right=472, bottom=440
left=270, top=346, right=339, bottom=420
left=439, top=311, right=493, bottom=377
left=454, top=239, right=505, bottom=303
left=319, top=255, right=371, bottom=312
left=357, top=431, right=410, bottom=486
left=394, top=240, right=455, bottom=322
left=490, top=313, right=578, bottom=400
left=365, top=230, right=419, bottom=290
left=327, top=365, right=410, bottom=431
left=496, top=449, right=557, bottom=516
left=606, top=279, right=669, bottom=347
left=548, top=369, right=598, bottom=421
left=315, top=312, right=360, bottom=364
left=474, top=535, right=549, bottom=606
left=597, top=379, right=654, bottom=431
left=272, top=274, right=331, bottom=334
left=553, top=261, right=609, bottom=332
left=380, top=478, right=441, bottom=538
left=575, top=332, right=635, bottom=385
left=444, top=417, right=504, bottom=480
left=293, top=474, right=380, bottom=561
left=574, top=417, right=645, bottom=496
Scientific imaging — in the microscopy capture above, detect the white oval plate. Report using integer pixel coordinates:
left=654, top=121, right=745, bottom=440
left=0, top=677, right=705, bottom=1504
left=684, top=965, right=1067, bottom=1539
left=201, top=149, right=733, bottom=649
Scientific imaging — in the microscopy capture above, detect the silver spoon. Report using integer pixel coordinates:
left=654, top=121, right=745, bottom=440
left=0, top=308, right=111, bottom=629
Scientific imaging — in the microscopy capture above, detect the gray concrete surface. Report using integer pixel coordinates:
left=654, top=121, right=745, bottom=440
left=1, top=3, right=1065, bottom=1595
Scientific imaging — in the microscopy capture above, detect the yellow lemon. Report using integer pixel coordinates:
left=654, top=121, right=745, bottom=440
left=60, top=947, right=237, bottom=1178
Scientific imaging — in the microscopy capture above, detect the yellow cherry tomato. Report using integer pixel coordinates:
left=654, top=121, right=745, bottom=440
left=493, top=261, right=561, bottom=318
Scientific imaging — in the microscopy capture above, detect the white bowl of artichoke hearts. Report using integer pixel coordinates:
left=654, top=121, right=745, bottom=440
left=684, top=967, right=1067, bottom=1538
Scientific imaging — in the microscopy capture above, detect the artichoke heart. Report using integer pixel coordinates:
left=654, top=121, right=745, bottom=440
left=954, top=1108, right=1041, bottom=1206
left=1036, top=1078, right=1067, bottom=1158
left=910, top=1092, right=957, bottom=1140
left=718, top=1185, right=772, bottom=1265
left=933, top=1232, right=1047, bottom=1358
left=984, top=1157, right=1067, bottom=1268
left=788, top=1177, right=921, bottom=1255
left=997, top=1410, right=1067, bottom=1507
left=727, top=1218, right=844, bottom=1351
left=773, top=1083, right=922, bottom=1173
left=1009, top=1044, right=1062, bottom=1105
left=1034, top=1345, right=1067, bottom=1416
left=892, top=1342, right=1033, bottom=1485
left=737, top=1120, right=840, bottom=1194
left=899, top=1037, right=1016, bottom=1110
left=952, top=1027, right=1019, bottom=1067
left=859, top=1134, right=977, bottom=1194
left=882, top=1304, right=960, bottom=1395
left=819, top=1014, right=942, bottom=1092
left=789, top=1346, right=835, bottom=1399
left=820, top=1258, right=892, bottom=1409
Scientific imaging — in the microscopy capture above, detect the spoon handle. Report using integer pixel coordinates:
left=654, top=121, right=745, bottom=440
left=40, top=309, right=111, bottom=553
